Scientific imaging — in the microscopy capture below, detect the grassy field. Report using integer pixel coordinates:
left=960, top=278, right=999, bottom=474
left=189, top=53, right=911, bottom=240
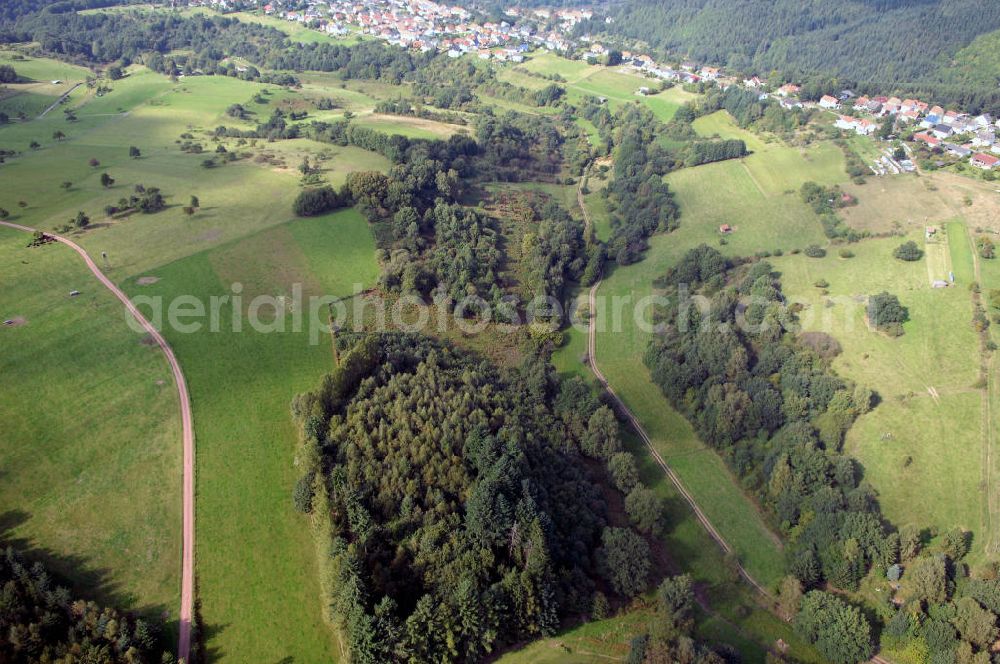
left=550, top=320, right=821, bottom=664
left=839, top=170, right=1000, bottom=235
left=121, top=209, right=378, bottom=661
left=0, top=57, right=396, bottom=661
left=0, top=227, right=181, bottom=621
left=552, top=111, right=857, bottom=590
left=352, top=112, right=467, bottom=139
left=512, top=52, right=697, bottom=122
left=0, top=50, right=93, bottom=119
left=771, top=232, right=985, bottom=546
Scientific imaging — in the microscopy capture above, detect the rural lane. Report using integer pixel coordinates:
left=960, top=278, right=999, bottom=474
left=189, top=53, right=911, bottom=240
left=37, top=82, right=83, bottom=120
left=0, top=220, right=195, bottom=663
left=584, top=279, right=775, bottom=602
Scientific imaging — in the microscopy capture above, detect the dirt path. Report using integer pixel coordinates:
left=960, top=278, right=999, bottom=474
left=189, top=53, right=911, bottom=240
left=37, top=82, right=82, bottom=120
left=0, top=220, right=195, bottom=663
left=584, top=278, right=775, bottom=603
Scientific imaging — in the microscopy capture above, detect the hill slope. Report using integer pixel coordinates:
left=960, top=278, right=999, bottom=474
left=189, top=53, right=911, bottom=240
left=577, top=0, right=1000, bottom=110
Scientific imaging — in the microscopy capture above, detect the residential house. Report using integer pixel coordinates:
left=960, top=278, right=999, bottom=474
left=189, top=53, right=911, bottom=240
left=834, top=115, right=858, bottom=131
left=975, top=113, right=994, bottom=128
left=819, top=94, right=841, bottom=109
left=777, top=83, right=801, bottom=97
left=945, top=143, right=971, bottom=158
left=914, top=132, right=941, bottom=148
left=932, top=124, right=954, bottom=139
left=853, top=96, right=870, bottom=111
left=856, top=118, right=878, bottom=136
left=972, top=128, right=996, bottom=147
left=780, top=97, right=803, bottom=110
left=700, top=66, right=720, bottom=80
left=971, top=153, right=999, bottom=170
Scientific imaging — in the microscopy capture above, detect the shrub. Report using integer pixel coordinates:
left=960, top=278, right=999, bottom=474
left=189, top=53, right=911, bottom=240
left=868, top=291, right=909, bottom=333
left=893, top=240, right=923, bottom=261
left=608, top=452, right=640, bottom=494
left=292, top=185, right=346, bottom=217
left=292, top=471, right=315, bottom=513
left=838, top=248, right=854, bottom=258
left=804, top=244, right=827, bottom=258
left=977, top=236, right=995, bottom=259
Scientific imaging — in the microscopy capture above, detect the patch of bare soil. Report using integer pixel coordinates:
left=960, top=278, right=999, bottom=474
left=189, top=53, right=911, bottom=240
left=136, top=276, right=160, bottom=286
left=139, top=333, right=157, bottom=346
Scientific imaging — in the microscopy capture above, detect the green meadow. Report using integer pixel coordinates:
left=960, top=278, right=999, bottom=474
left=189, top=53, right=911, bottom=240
left=771, top=232, right=985, bottom=547
left=0, top=56, right=393, bottom=661
left=121, top=209, right=378, bottom=661
left=0, top=50, right=92, bottom=119
left=0, top=227, right=181, bottom=621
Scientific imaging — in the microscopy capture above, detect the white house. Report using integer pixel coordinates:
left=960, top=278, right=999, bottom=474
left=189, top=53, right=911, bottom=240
left=819, top=95, right=841, bottom=109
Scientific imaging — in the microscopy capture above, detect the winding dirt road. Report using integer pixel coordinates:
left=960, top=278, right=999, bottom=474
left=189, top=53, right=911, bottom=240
left=0, top=220, right=195, bottom=663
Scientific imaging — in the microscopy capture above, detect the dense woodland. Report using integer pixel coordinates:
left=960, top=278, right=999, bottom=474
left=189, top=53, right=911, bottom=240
left=578, top=103, right=679, bottom=265
left=646, top=247, right=893, bottom=590
left=289, top=333, right=674, bottom=663
left=577, top=0, right=1000, bottom=113
left=0, top=546, right=173, bottom=663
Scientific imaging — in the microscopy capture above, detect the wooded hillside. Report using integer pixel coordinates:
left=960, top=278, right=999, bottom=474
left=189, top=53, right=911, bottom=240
left=575, top=0, right=1000, bottom=111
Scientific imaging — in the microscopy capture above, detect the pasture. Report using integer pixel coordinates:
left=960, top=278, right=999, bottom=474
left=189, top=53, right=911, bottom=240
left=0, top=227, right=181, bottom=621
left=0, top=56, right=394, bottom=661
left=770, top=232, right=986, bottom=548
left=839, top=170, right=1000, bottom=235
left=0, top=50, right=92, bottom=119
left=122, top=209, right=378, bottom=662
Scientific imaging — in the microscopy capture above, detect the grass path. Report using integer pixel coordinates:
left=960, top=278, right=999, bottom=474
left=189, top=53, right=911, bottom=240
left=967, top=221, right=999, bottom=555
left=0, top=220, right=195, bottom=662
left=586, top=278, right=777, bottom=602
left=37, top=82, right=82, bottom=119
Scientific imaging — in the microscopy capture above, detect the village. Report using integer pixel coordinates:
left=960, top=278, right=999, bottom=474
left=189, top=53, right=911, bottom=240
left=182, top=0, right=1000, bottom=174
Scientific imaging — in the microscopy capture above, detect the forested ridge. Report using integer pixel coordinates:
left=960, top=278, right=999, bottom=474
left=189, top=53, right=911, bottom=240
left=288, top=333, right=685, bottom=662
left=575, top=0, right=1000, bottom=112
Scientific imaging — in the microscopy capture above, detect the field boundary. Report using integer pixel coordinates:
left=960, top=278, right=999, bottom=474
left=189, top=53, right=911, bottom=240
left=0, top=220, right=195, bottom=663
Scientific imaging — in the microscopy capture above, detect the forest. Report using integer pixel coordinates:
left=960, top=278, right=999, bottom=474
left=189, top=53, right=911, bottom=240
left=0, top=546, right=173, bottom=663
left=288, top=333, right=676, bottom=663
left=645, top=246, right=893, bottom=590
left=576, top=0, right=1000, bottom=113
left=578, top=103, right=679, bottom=265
